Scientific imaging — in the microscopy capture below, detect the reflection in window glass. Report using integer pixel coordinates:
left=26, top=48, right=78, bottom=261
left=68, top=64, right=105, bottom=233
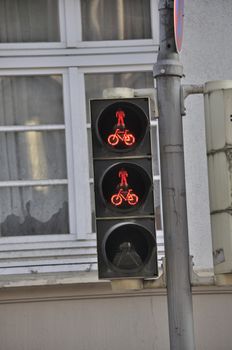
left=81, top=0, right=152, bottom=41
left=0, top=0, right=60, bottom=43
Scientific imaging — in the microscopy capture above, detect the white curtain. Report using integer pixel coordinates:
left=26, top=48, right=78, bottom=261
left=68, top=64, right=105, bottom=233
left=0, top=0, right=59, bottom=43
left=0, top=76, right=69, bottom=236
left=81, top=0, right=151, bottom=41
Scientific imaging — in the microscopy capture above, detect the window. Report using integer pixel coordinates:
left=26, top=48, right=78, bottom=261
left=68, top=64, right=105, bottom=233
left=0, top=0, right=161, bottom=276
left=0, top=75, right=68, bottom=236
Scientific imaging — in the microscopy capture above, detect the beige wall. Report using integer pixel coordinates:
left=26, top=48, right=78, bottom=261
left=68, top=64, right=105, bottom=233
left=182, top=0, right=232, bottom=270
left=0, top=282, right=232, bottom=350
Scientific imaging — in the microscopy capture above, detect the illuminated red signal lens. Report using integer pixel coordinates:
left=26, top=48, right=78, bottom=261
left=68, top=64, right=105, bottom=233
left=107, top=109, right=136, bottom=148
left=110, top=169, right=139, bottom=207
left=101, top=162, right=151, bottom=212
left=111, top=189, right=139, bottom=207
left=107, top=129, right=135, bottom=147
left=94, top=100, right=149, bottom=155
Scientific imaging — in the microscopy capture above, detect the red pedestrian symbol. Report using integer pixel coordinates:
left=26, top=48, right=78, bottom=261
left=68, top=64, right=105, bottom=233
left=111, top=169, right=139, bottom=207
left=119, top=169, right=128, bottom=188
left=116, top=109, right=125, bottom=128
left=107, top=109, right=135, bottom=147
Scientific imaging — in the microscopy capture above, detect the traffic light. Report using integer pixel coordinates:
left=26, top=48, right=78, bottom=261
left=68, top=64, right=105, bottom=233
left=90, top=97, right=157, bottom=279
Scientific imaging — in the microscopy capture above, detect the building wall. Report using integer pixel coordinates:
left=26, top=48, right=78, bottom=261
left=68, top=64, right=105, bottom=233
left=182, top=0, right=232, bottom=270
left=0, top=282, right=232, bottom=350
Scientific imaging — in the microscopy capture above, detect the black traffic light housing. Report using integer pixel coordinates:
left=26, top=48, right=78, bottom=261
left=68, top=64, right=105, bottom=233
left=90, top=97, right=157, bottom=279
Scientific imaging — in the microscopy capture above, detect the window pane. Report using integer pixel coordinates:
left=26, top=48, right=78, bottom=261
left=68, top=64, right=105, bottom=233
left=0, top=76, right=64, bottom=126
left=81, top=0, right=151, bottom=41
left=0, top=185, right=69, bottom=236
left=0, top=0, right=60, bottom=43
left=0, top=131, right=67, bottom=181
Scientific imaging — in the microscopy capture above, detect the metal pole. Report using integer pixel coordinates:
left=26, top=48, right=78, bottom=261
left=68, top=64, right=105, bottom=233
left=154, top=1, right=195, bottom=349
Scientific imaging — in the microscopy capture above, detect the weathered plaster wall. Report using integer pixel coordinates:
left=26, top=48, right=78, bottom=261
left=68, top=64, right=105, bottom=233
left=0, top=283, right=232, bottom=350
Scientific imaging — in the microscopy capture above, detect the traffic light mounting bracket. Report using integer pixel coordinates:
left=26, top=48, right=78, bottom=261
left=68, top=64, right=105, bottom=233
left=181, top=84, right=204, bottom=116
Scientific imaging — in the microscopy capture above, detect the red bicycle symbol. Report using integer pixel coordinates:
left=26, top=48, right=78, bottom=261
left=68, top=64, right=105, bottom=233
left=107, top=128, right=135, bottom=147
left=111, top=188, right=139, bottom=207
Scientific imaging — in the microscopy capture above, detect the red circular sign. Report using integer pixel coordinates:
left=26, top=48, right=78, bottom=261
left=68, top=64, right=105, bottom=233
left=174, top=0, right=184, bottom=52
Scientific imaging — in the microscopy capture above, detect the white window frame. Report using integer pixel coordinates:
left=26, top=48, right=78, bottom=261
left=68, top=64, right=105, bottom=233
left=0, top=0, right=163, bottom=276
left=0, top=0, right=159, bottom=51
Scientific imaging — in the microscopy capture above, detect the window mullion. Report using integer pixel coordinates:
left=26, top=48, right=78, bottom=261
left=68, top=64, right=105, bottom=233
left=68, top=68, right=92, bottom=238
left=62, top=71, right=77, bottom=236
left=64, top=0, right=81, bottom=47
left=58, top=0, right=67, bottom=44
left=150, top=0, right=159, bottom=44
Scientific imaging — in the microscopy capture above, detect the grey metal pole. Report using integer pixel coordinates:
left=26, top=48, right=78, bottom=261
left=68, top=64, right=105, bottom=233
left=154, top=1, right=195, bottom=349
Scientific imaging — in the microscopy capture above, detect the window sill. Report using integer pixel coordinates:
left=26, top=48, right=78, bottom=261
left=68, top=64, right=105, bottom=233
left=0, top=270, right=100, bottom=289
